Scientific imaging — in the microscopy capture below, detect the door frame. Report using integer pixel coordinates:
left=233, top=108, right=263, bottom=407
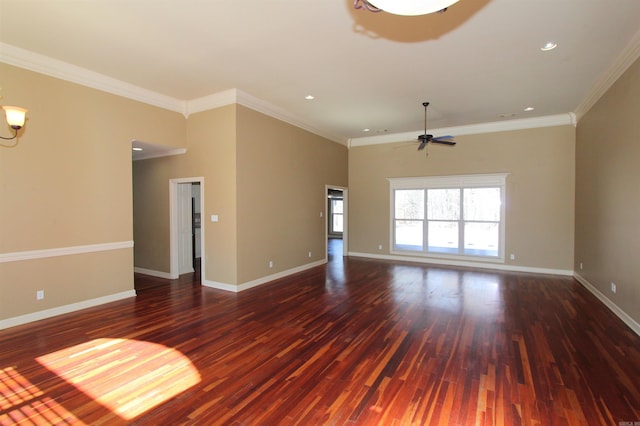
left=170, top=177, right=205, bottom=279
left=325, top=185, right=348, bottom=259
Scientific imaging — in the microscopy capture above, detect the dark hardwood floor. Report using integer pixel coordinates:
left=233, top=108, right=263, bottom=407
left=1, top=241, right=639, bottom=425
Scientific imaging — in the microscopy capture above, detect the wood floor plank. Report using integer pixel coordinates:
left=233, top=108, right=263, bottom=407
left=1, top=245, right=640, bottom=424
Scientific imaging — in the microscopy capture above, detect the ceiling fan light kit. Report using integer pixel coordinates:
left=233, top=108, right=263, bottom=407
left=355, top=0, right=459, bottom=16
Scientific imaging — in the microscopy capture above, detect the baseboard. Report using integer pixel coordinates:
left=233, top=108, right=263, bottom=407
left=0, top=290, right=136, bottom=330
left=574, top=273, right=640, bottom=337
left=134, top=267, right=176, bottom=279
left=203, top=259, right=327, bottom=293
left=348, top=252, right=574, bottom=276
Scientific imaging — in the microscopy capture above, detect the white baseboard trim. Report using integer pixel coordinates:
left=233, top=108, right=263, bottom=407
left=0, top=290, right=136, bottom=330
left=134, top=267, right=176, bottom=279
left=574, top=273, right=640, bottom=337
left=203, top=259, right=327, bottom=293
left=348, top=252, right=574, bottom=276
left=0, top=241, right=134, bottom=263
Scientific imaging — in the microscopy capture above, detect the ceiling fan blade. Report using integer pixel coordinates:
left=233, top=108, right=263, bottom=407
left=431, top=140, right=456, bottom=146
left=432, top=135, right=454, bottom=141
left=417, top=140, right=427, bottom=150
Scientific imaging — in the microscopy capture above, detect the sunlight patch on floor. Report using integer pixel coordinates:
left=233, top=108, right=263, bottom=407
left=36, top=338, right=200, bottom=420
left=0, top=366, right=82, bottom=425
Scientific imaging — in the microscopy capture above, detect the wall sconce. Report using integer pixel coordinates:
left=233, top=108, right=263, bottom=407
left=1, top=106, right=28, bottom=142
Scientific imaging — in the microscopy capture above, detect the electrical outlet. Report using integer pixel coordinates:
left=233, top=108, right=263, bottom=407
left=611, top=282, right=616, bottom=294
left=36, top=290, right=45, bottom=300
left=579, top=262, right=583, bottom=270
left=378, top=244, right=382, bottom=250
left=308, top=251, right=312, bottom=258
left=510, top=254, right=515, bottom=260
left=269, top=260, right=273, bottom=268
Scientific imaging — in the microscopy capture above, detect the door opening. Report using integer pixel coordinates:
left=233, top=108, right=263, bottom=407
left=326, top=185, right=348, bottom=260
left=170, top=178, right=205, bottom=280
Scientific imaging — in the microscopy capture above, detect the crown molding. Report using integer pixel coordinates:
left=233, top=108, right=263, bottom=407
left=186, top=89, right=347, bottom=145
left=574, top=27, right=640, bottom=121
left=185, top=89, right=239, bottom=115
left=348, top=113, right=577, bottom=148
left=0, top=42, right=187, bottom=114
left=0, top=43, right=346, bottom=143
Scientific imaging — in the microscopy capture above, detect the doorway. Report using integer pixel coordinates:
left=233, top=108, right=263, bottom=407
left=170, top=178, right=205, bottom=280
left=326, top=185, right=348, bottom=259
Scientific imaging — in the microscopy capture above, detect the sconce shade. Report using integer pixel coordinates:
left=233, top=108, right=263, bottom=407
left=366, top=0, right=459, bottom=15
left=3, top=106, right=28, bottom=129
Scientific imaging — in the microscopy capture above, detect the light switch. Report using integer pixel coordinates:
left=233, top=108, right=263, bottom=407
left=211, top=214, right=219, bottom=222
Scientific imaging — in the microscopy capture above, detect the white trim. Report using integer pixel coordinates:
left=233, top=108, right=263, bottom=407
left=202, top=260, right=326, bottom=293
left=387, top=173, right=508, bottom=189
left=133, top=267, right=174, bottom=279
left=574, top=273, right=640, bottom=337
left=348, top=113, right=577, bottom=147
left=0, top=241, right=133, bottom=263
left=0, top=44, right=345, bottom=144
left=0, top=42, right=186, bottom=114
left=187, top=89, right=346, bottom=145
left=349, top=251, right=573, bottom=276
left=574, top=27, right=640, bottom=121
left=0, top=290, right=136, bottom=330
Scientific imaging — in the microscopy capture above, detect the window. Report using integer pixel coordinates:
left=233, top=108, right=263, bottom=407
left=389, top=174, right=507, bottom=261
left=330, top=198, right=343, bottom=234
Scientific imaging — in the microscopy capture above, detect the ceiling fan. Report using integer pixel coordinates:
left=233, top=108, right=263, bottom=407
left=417, top=102, right=455, bottom=151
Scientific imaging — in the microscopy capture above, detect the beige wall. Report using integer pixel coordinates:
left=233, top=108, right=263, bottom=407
left=236, top=106, right=348, bottom=283
left=0, top=63, right=185, bottom=321
left=348, top=125, right=576, bottom=271
left=133, top=105, right=348, bottom=287
left=133, top=105, right=238, bottom=284
left=575, top=57, right=640, bottom=325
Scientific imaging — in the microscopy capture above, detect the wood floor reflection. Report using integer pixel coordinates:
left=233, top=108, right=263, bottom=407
left=1, top=250, right=639, bottom=424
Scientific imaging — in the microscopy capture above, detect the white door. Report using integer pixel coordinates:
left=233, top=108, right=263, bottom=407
left=178, top=183, right=194, bottom=274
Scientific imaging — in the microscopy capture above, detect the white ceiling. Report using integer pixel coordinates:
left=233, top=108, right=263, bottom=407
left=2, top=0, right=640, bottom=152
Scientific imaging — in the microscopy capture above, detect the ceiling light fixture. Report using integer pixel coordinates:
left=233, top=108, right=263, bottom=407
left=0, top=105, right=28, bottom=145
left=524, top=106, right=535, bottom=112
left=353, top=0, right=459, bottom=15
left=305, top=95, right=315, bottom=100
left=541, top=41, right=557, bottom=51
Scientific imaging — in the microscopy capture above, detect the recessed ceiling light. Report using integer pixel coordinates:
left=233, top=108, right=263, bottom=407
left=363, top=128, right=371, bottom=132
left=305, top=95, right=315, bottom=100
left=541, top=41, right=557, bottom=51
left=524, top=106, right=535, bottom=112
left=132, top=147, right=143, bottom=151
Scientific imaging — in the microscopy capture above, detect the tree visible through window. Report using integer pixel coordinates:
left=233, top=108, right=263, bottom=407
left=389, top=174, right=507, bottom=260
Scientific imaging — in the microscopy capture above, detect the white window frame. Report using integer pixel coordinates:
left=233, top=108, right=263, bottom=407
left=388, top=173, right=508, bottom=263
left=329, top=198, right=344, bottom=235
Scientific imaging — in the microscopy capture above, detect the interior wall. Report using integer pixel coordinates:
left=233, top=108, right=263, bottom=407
left=348, top=125, right=576, bottom=272
left=235, top=105, right=348, bottom=284
left=133, top=105, right=238, bottom=285
left=0, top=63, right=185, bottom=322
left=575, top=56, right=640, bottom=326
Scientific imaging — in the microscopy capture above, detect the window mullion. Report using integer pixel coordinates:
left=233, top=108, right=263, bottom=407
left=423, top=189, right=428, bottom=253
left=459, top=188, right=464, bottom=254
